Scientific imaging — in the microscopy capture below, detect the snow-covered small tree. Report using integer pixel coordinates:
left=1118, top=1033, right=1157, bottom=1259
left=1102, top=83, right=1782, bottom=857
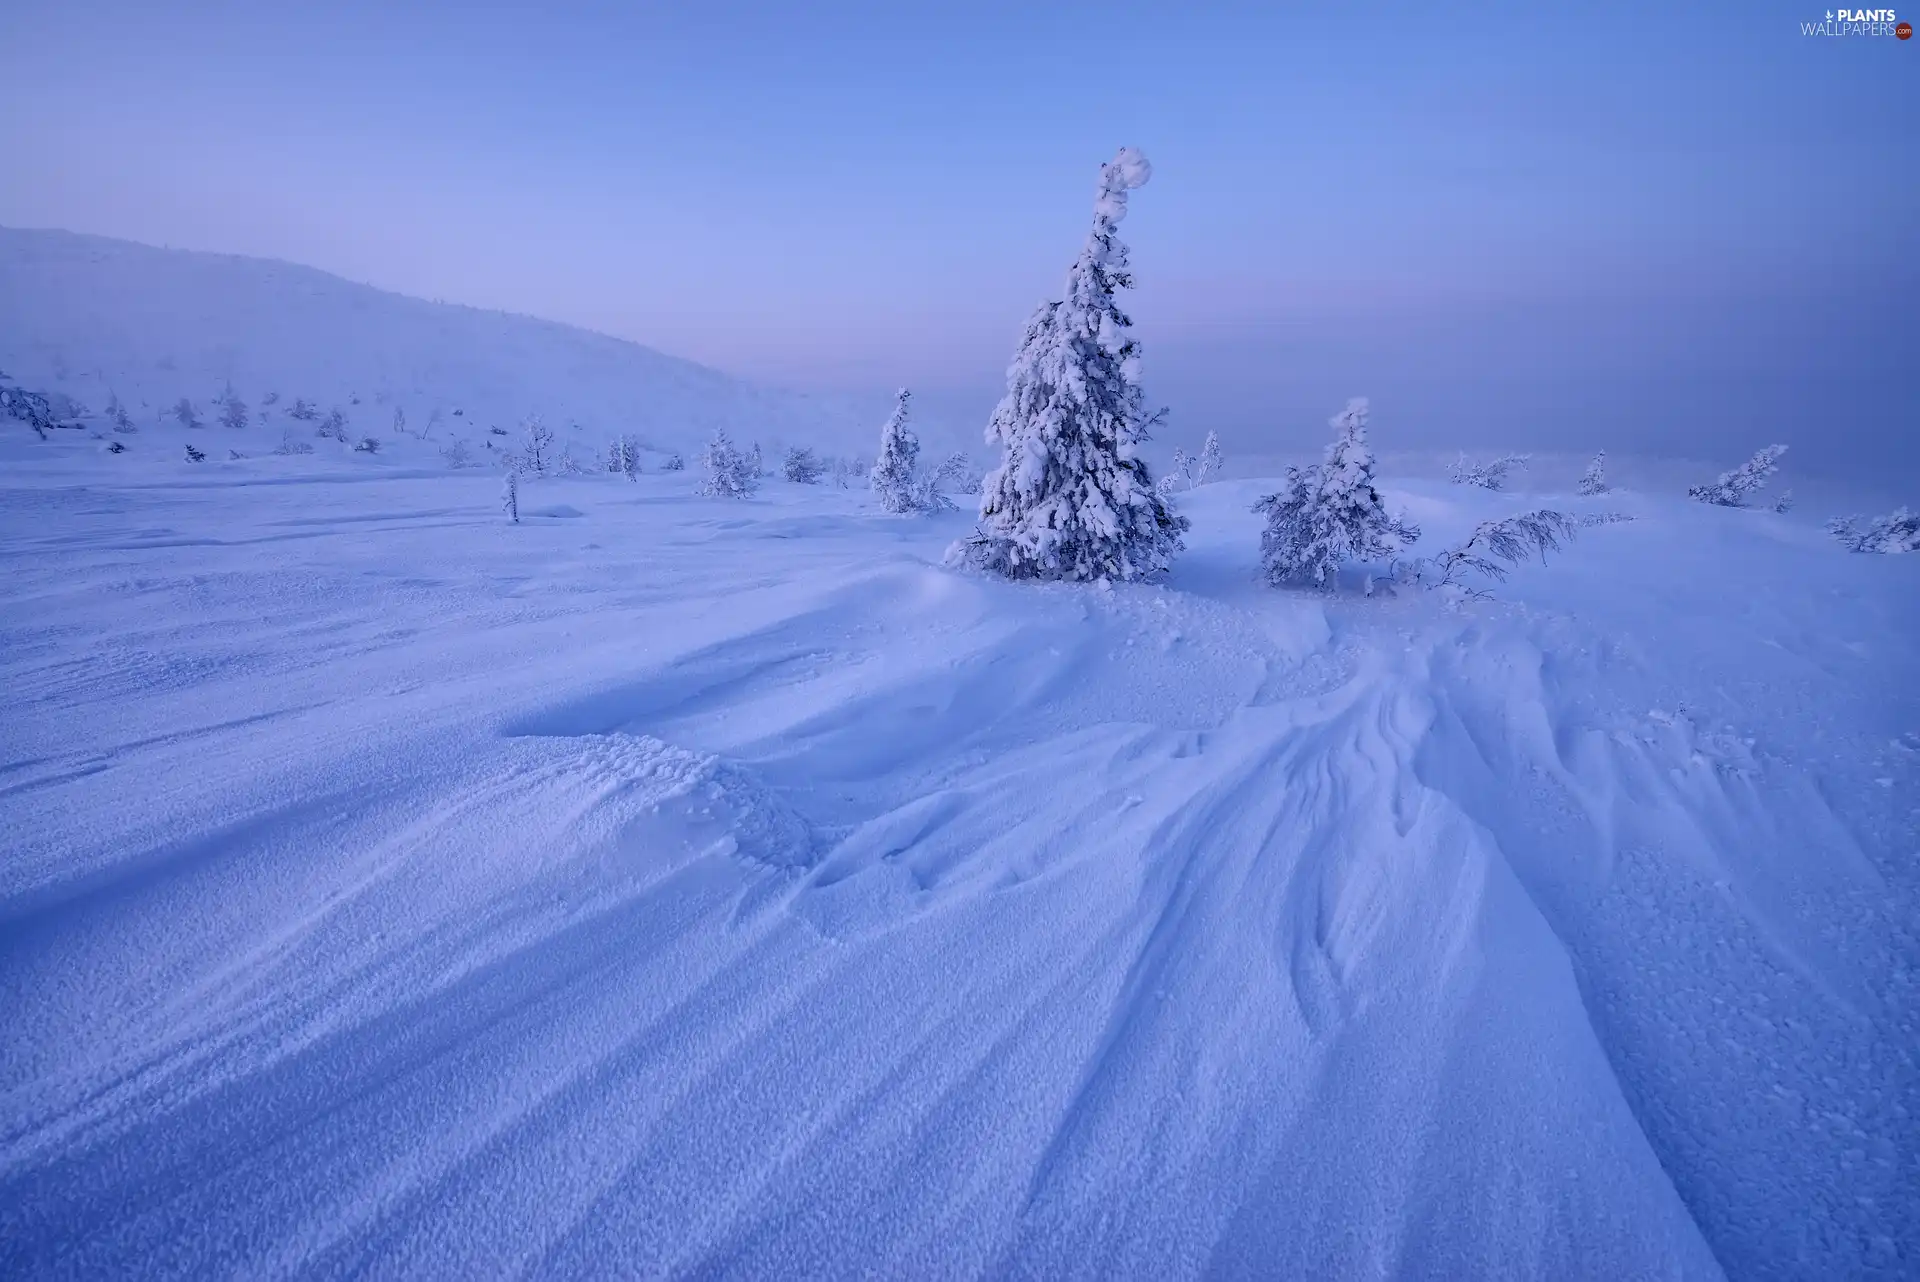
left=219, top=390, right=249, bottom=431
left=783, top=445, right=825, bottom=483
left=1688, top=445, right=1786, bottom=506
left=106, top=438, right=127, bottom=454
left=951, top=148, right=1186, bottom=581
left=1157, top=446, right=1194, bottom=495
left=503, top=466, right=520, bottom=523
left=1772, top=489, right=1794, bottom=514
left=1, top=373, right=57, bottom=440
left=1449, top=452, right=1529, bottom=490
left=441, top=437, right=475, bottom=468
left=520, top=416, right=554, bottom=476
left=354, top=436, right=381, bottom=453
left=748, top=441, right=764, bottom=477
left=698, top=427, right=758, bottom=497
left=173, top=397, right=202, bottom=429
left=1577, top=451, right=1609, bottom=496
left=184, top=442, right=206, bottom=462
left=1197, top=431, right=1223, bottom=485
left=261, top=391, right=281, bottom=407
left=1828, top=507, right=1919, bottom=554
left=288, top=398, right=318, bottom=422
left=106, top=393, right=136, bottom=434
left=661, top=450, right=686, bottom=472
left=932, top=450, right=980, bottom=495
left=609, top=434, right=640, bottom=480
left=1420, top=509, right=1579, bottom=594
left=1253, top=398, right=1420, bottom=590
left=870, top=388, right=924, bottom=513
left=391, top=406, right=408, bottom=437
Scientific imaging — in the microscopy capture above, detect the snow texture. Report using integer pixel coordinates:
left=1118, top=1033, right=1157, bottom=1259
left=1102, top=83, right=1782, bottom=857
left=953, top=148, right=1187, bottom=582
left=1, top=431, right=1916, bottom=1279
left=1254, top=397, right=1419, bottom=590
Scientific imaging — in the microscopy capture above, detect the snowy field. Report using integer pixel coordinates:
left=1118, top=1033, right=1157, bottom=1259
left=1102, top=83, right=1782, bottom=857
left=2, top=445, right=1915, bottom=1279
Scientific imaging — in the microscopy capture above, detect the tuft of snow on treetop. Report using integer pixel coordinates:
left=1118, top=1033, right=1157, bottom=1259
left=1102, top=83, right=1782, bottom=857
left=951, top=147, right=1186, bottom=582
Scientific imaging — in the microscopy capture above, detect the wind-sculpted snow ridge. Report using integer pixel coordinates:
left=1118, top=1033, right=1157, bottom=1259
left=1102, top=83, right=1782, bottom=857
left=0, top=452, right=1913, bottom=1279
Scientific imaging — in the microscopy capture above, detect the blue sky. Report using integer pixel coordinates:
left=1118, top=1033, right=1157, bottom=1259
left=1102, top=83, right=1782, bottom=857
left=2, top=1, right=1914, bottom=467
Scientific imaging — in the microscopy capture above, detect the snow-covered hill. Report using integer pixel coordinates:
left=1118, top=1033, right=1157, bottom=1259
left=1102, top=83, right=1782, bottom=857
left=1, top=442, right=1913, bottom=1277
left=0, top=227, right=875, bottom=468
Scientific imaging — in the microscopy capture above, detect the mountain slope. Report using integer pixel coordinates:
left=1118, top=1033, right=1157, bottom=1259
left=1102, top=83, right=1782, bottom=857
left=0, top=227, right=870, bottom=462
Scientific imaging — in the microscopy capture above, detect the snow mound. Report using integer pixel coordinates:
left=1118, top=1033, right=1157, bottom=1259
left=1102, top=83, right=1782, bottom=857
left=572, top=732, right=814, bottom=871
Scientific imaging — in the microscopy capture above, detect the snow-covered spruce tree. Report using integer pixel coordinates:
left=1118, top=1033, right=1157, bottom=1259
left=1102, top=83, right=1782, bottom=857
left=1828, top=506, right=1919, bottom=554
left=1157, top=446, right=1193, bottom=496
left=1253, top=398, right=1419, bottom=590
left=1197, top=431, right=1223, bottom=485
left=950, top=148, right=1186, bottom=581
left=1577, top=450, right=1609, bottom=496
left=870, top=388, right=924, bottom=513
left=661, top=450, right=686, bottom=472
left=173, top=397, right=202, bottom=429
left=698, top=427, right=758, bottom=498
left=748, top=441, right=764, bottom=477
left=1688, top=444, right=1786, bottom=506
left=219, top=390, right=249, bottom=431
left=503, top=466, right=520, bottom=523
left=317, top=408, right=348, bottom=442
left=783, top=445, right=825, bottom=484
left=1449, top=452, right=1529, bottom=490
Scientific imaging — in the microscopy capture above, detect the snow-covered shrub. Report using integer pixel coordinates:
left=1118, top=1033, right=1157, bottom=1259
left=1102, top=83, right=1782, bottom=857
left=391, top=407, right=408, bottom=436
left=1, top=374, right=58, bottom=439
left=274, top=430, right=314, bottom=455
left=1828, top=507, right=1919, bottom=554
left=354, top=436, right=381, bottom=453
left=184, top=442, right=206, bottom=462
left=782, top=445, right=825, bottom=484
left=106, top=439, right=126, bottom=454
left=556, top=443, right=589, bottom=474
left=697, top=428, right=758, bottom=498
left=227, top=449, right=245, bottom=461
left=1253, top=397, right=1419, bottom=590
left=1688, top=445, right=1786, bottom=506
left=503, top=467, right=519, bottom=524
left=1449, top=452, right=1529, bottom=490
left=441, top=437, right=476, bottom=468
left=661, top=451, right=686, bottom=472
left=261, top=391, right=280, bottom=407
left=172, top=398, right=202, bottom=430
left=219, top=389, right=248, bottom=431
left=1772, top=489, right=1794, bottom=514
left=1577, top=451, right=1608, bottom=495
left=1414, top=509, right=1579, bottom=595
left=871, top=388, right=925, bottom=513
left=316, top=409, right=349, bottom=442
left=1156, top=447, right=1193, bottom=495
left=933, top=450, right=981, bottom=495
left=950, top=147, right=1186, bottom=581
left=519, top=416, right=554, bottom=476
left=288, top=398, right=318, bottom=422
left=106, top=393, right=136, bottom=434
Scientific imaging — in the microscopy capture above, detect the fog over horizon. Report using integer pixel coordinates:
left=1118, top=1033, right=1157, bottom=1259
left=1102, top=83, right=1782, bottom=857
left=3, top=1, right=1913, bottom=477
